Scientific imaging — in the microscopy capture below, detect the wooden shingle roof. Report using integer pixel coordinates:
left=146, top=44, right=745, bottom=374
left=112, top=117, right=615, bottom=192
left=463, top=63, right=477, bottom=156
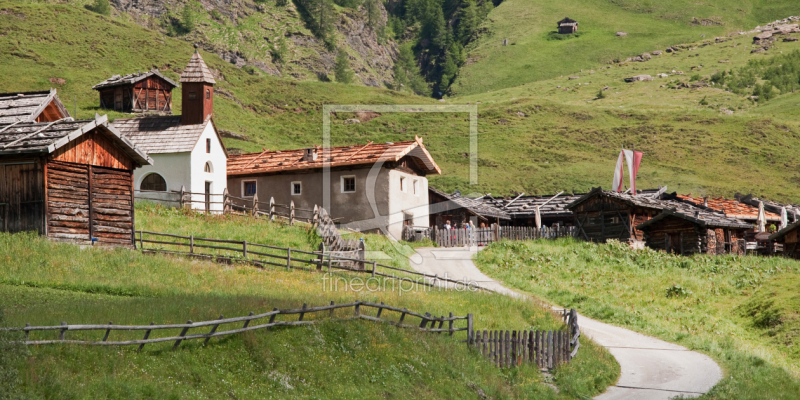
left=429, top=187, right=510, bottom=220
left=638, top=208, right=753, bottom=230
left=676, top=194, right=780, bottom=221
left=0, top=89, right=70, bottom=124
left=484, top=193, right=583, bottom=218
left=558, top=17, right=578, bottom=25
left=566, top=187, right=684, bottom=211
left=0, top=114, right=152, bottom=165
left=227, top=137, right=441, bottom=176
left=180, top=50, right=216, bottom=84
left=111, top=115, right=211, bottom=154
left=92, top=69, right=178, bottom=90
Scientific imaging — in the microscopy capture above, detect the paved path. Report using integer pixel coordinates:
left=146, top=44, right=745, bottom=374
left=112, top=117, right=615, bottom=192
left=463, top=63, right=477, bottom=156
left=411, top=247, right=723, bottom=400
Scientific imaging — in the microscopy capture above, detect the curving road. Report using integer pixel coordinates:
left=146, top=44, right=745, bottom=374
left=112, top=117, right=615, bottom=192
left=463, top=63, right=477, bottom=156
left=410, top=247, right=722, bottom=400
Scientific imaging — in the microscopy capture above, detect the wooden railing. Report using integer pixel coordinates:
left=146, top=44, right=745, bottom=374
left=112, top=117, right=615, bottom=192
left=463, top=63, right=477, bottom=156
left=4, top=301, right=472, bottom=351
left=135, top=230, right=493, bottom=292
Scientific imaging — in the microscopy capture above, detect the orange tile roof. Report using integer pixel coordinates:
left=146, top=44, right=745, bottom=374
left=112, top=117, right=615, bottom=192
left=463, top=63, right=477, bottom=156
left=227, top=136, right=441, bottom=176
left=677, top=195, right=781, bottom=221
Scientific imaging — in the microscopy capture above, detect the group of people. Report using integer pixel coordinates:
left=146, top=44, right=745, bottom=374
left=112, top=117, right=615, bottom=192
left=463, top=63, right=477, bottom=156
left=441, top=220, right=487, bottom=230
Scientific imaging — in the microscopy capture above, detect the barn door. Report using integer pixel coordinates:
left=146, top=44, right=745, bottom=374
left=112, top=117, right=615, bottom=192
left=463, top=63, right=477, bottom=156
left=47, top=161, right=90, bottom=240
left=91, top=166, right=133, bottom=246
left=0, top=162, right=44, bottom=234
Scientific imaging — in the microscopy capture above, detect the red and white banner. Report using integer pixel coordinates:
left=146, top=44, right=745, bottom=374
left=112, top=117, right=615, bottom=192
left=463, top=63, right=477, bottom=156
left=612, top=148, right=644, bottom=193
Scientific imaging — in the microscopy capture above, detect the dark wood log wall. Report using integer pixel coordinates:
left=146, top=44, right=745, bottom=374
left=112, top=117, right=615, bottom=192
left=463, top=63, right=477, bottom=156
left=90, top=166, right=133, bottom=246
left=641, top=217, right=701, bottom=255
left=0, top=160, right=45, bottom=234
left=573, top=197, right=655, bottom=243
left=782, top=229, right=800, bottom=259
left=47, top=161, right=90, bottom=242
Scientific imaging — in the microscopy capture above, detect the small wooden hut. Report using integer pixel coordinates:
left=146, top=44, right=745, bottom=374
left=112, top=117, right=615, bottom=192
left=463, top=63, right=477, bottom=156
left=0, top=115, right=152, bottom=246
left=92, top=69, right=178, bottom=114
left=428, top=187, right=510, bottom=228
left=637, top=208, right=751, bottom=255
left=769, top=222, right=800, bottom=259
left=565, top=187, right=688, bottom=243
left=557, top=17, right=578, bottom=34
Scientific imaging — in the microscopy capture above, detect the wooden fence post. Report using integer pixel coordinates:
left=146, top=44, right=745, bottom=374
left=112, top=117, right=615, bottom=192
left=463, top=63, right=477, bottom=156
left=329, top=301, right=335, bottom=318
left=242, top=240, right=248, bottom=258
left=289, top=200, right=295, bottom=225
left=267, top=308, right=278, bottom=331
left=203, top=315, right=223, bottom=346
left=269, top=197, right=275, bottom=221
left=354, top=302, right=361, bottom=316
left=312, top=205, right=319, bottom=228
left=317, top=243, right=325, bottom=271
left=189, top=235, right=194, bottom=254
left=448, top=312, right=454, bottom=336
left=286, top=248, right=292, bottom=270
left=242, top=312, right=254, bottom=329
left=172, top=320, right=192, bottom=350
left=399, top=309, right=407, bottom=324
left=467, top=313, right=473, bottom=345
left=299, top=304, right=308, bottom=321
left=102, top=322, right=112, bottom=342
left=252, top=193, right=259, bottom=217
left=420, top=312, right=430, bottom=329
left=179, top=185, right=186, bottom=208
left=371, top=261, right=376, bottom=277
left=358, top=240, right=366, bottom=270
left=137, top=322, right=154, bottom=352
left=59, top=322, right=66, bottom=341
left=376, top=302, right=384, bottom=319
left=222, top=188, right=230, bottom=214
left=24, top=323, right=29, bottom=341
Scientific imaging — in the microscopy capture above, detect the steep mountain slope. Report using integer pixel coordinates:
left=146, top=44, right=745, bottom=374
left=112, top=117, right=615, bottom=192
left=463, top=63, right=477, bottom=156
left=93, top=0, right=398, bottom=86
left=450, top=0, right=798, bottom=95
left=3, top=1, right=800, bottom=202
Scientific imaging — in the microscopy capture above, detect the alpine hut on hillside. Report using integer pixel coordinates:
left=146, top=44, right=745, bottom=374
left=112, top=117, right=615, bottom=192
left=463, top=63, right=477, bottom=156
left=637, top=208, right=751, bottom=255
left=0, top=89, right=71, bottom=124
left=768, top=222, right=800, bottom=259
left=93, top=69, right=178, bottom=114
left=565, top=187, right=689, bottom=244
left=0, top=115, right=152, bottom=246
left=557, top=17, right=578, bottom=34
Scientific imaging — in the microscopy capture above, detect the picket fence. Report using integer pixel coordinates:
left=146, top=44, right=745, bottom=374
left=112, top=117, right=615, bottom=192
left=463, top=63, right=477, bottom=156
left=413, top=225, right=579, bottom=248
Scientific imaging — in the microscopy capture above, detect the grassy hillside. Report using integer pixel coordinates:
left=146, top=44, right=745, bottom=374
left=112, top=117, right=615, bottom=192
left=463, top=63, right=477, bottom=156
left=4, top=1, right=800, bottom=202
left=450, top=0, right=798, bottom=95
left=475, top=239, right=800, bottom=399
left=0, top=226, right=619, bottom=399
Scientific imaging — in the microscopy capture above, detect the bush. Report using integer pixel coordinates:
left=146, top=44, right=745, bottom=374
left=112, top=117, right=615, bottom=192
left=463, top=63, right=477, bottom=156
left=87, top=0, right=111, bottom=16
left=699, top=96, right=708, bottom=105
left=596, top=89, right=606, bottom=99
left=665, top=284, right=692, bottom=298
left=690, top=74, right=702, bottom=81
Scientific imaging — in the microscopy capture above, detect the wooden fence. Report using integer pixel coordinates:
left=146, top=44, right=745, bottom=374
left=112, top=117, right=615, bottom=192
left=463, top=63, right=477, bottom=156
left=135, top=230, right=492, bottom=292
left=421, top=225, right=579, bottom=248
left=469, top=309, right=580, bottom=369
left=4, top=301, right=471, bottom=351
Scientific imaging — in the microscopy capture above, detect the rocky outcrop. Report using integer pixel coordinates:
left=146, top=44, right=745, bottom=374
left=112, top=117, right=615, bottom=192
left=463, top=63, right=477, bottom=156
left=106, top=0, right=396, bottom=87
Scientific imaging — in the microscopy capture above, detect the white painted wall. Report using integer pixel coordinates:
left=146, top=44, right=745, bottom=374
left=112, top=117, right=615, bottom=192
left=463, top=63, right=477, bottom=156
left=386, top=169, right=429, bottom=239
left=189, top=122, right=227, bottom=212
left=133, top=123, right=227, bottom=212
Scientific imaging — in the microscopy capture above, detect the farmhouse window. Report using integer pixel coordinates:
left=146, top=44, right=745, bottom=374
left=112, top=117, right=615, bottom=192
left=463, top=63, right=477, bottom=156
left=141, top=173, right=167, bottom=192
left=206, top=89, right=210, bottom=99
left=292, top=181, right=302, bottom=196
left=206, top=138, right=211, bottom=153
left=341, top=176, right=356, bottom=193
left=413, top=180, right=419, bottom=195
left=400, top=177, right=405, bottom=192
left=244, top=181, right=257, bottom=197
left=204, top=162, right=213, bottom=173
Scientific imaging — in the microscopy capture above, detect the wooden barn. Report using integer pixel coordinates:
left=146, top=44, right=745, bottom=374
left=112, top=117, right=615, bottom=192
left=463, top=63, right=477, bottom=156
left=565, top=187, right=688, bottom=243
left=428, top=187, right=510, bottom=228
left=637, top=208, right=751, bottom=255
left=0, top=115, right=152, bottom=246
left=483, top=193, right=581, bottom=228
left=769, top=222, right=800, bottom=259
left=0, top=89, right=71, bottom=124
left=557, top=17, right=578, bottom=34
left=92, top=69, right=178, bottom=114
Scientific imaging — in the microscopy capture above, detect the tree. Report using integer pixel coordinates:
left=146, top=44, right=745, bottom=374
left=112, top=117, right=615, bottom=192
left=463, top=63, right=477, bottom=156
left=597, top=89, right=606, bottom=99
left=393, top=44, right=431, bottom=96
left=365, top=0, right=381, bottom=31
left=335, top=50, right=354, bottom=84
left=456, top=0, right=477, bottom=44
left=89, top=0, right=111, bottom=16
left=181, top=2, right=199, bottom=33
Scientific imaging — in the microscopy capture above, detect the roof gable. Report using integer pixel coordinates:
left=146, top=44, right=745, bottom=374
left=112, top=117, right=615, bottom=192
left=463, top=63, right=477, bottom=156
left=92, top=69, right=179, bottom=90
left=227, top=137, right=441, bottom=176
left=0, top=89, right=71, bottom=124
left=0, top=114, right=152, bottom=166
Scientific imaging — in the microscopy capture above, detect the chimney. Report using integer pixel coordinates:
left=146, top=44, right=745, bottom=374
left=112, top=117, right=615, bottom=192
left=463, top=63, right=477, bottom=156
left=302, top=148, right=317, bottom=162
left=703, top=196, right=708, bottom=207
left=180, top=45, right=217, bottom=125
